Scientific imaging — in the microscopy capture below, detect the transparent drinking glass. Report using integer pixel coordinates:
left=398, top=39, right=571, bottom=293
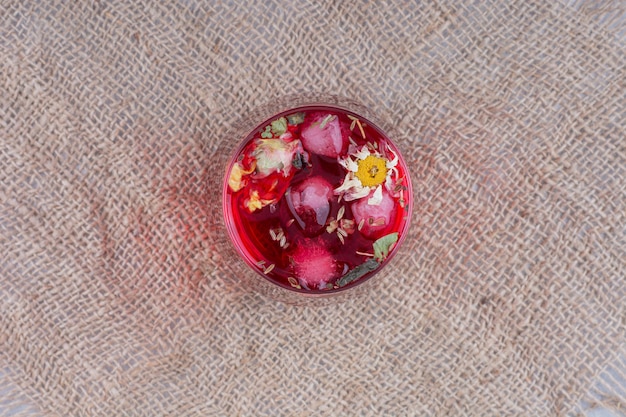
left=212, top=94, right=413, bottom=304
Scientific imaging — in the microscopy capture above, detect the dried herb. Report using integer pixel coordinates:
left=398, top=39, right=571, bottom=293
left=393, top=177, right=407, bottom=193
left=347, top=114, right=358, bottom=129
left=288, top=276, right=301, bottom=289
left=370, top=217, right=386, bottom=227
left=337, top=205, right=345, bottom=220
left=319, top=114, right=335, bottom=129
left=326, top=219, right=338, bottom=233
left=271, top=117, right=288, bottom=136
left=356, top=119, right=366, bottom=139
left=286, top=112, right=305, bottom=125
left=336, top=258, right=379, bottom=287
left=340, top=218, right=355, bottom=234
left=347, top=115, right=366, bottom=139
left=292, top=152, right=307, bottom=170
left=373, top=232, right=399, bottom=262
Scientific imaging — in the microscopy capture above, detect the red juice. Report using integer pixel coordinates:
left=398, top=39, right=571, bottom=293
left=223, top=106, right=412, bottom=293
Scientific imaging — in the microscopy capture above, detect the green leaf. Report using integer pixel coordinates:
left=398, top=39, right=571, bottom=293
left=260, top=125, right=273, bottom=138
left=286, top=112, right=305, bottom=125
left=270, top=117, right=288, bottom=136
left=373, top=232, right=399, bottom=262
left=336, top=258, right=379, bottom=287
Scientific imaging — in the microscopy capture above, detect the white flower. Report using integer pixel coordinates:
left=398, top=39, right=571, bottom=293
left=334, top=145, right=398, bottom=205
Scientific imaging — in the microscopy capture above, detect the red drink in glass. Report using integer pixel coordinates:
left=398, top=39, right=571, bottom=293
left=223, top=105, right=412, bottom=294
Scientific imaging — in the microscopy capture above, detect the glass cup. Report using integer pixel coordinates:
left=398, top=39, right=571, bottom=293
left=214, top=94, right=413, bottom=304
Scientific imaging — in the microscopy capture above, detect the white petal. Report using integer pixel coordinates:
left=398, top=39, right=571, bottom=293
left=368, top=185, right=383, bottom=205
left=345, top=186, right=371, bottom=201
left=346, top=158, right=359, bottom=172
left=386, top=149, right=398, bottom=169
left=347, top=177, right=363, bottom=190
left=385, top=174, right=394, bottom=191
left=355, top=146, right=371, bottom=161
left=334, top=175, right=359, bottom=194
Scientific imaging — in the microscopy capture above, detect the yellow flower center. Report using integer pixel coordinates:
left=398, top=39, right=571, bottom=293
left=355, top=155, right=387, bottom=187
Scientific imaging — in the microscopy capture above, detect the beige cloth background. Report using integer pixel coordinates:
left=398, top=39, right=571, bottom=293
left=1, top=1, right=625, bottom=416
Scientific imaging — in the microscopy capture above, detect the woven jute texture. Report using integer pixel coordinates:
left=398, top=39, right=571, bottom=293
left=1, top=1, right=625, bottom=416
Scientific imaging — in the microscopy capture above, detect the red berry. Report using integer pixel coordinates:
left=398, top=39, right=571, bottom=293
left=351, top=188, right=397, bottom=239
left=300, top=113, right=349, bottom=158
left=292, top=239, right=339, bottom=289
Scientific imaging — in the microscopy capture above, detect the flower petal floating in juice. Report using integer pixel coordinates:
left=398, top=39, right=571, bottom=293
left=224, top=107, right=411, bottom=292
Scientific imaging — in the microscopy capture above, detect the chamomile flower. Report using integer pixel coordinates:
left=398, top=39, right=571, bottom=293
left=334, top=144, right=399, bottom=205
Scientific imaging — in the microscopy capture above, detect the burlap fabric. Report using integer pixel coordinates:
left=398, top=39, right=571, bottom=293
left=1, top=1, right=625, bottom=416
